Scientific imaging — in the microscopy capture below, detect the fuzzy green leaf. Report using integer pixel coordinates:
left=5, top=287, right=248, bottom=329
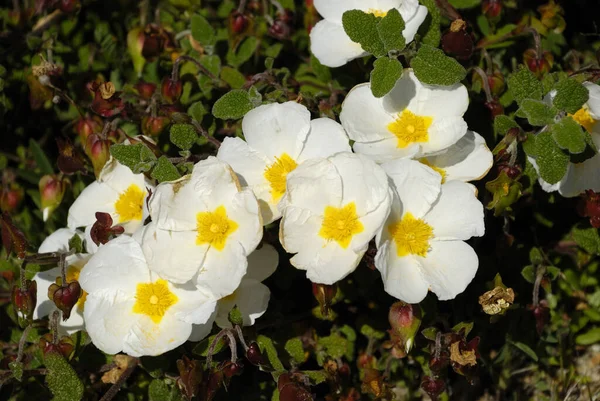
left=212, top=90, right=254, bottom=120
left=552, top=78, right=589, bottom=114
left=342, top=10, right=385, bottom=57
left=303, top=370, right=328, bottom=385
left=149, top=379, right=170, bottom=401
left=220, top=66, right=246, bottom=88
left=551, top=116, right=587, bottom=155
left=228, top=306, right=243, bottom=326
left=494, top=115, right=520, bottom=136
left=151, top=156, right=181, bottom=183
left=419, top=0, right=442, bottom=47
left=575, top=327, right=600, bottom=345
left=410, top=44, right=467, bottom=86
left=257, top=335, right=284, bottom=372
left=192, top=334, right=227, bottom=357
left=360, top=324, right=386, bottom=340
left=517, top=99, right=557, bottom=126
left=170, top=124, right=198, bottom=150
left=507, top=66, right=543, bottom=105
left=377, top=9, right=406, bottom=52
left=187, top=102, right=208, bottom=122
left=449, top=0, right=481, bottom=8
left=110, top=143, right=157, bottom=174
left=191, top=14, right=215, bottom=46
left=572, top=225, right=600, bottom=255
left=370, top=57, right=402, bottom=98
left=521, top=265, right=535, bottom=284
left=68, top=234, right=83, bottom=254
left=228, top=36, right=258, bottom=67
left=44, top=351, right=84, bottom=401
left=284, top=337, right=305, bottom=364
left=533, top=131, right=569, bottom=185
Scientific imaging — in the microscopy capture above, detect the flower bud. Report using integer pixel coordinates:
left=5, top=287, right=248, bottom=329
left=39, top=333, right=75, bottom=358
left=39, top=175, right=67, bottom=222
left=312, top=283, right=337, bottom=317
left=84, top=134, right=111, bottom=178
left=141, top=116, right=171, bottom=137
left=482, top=0, right=502, bottom=19
left=421, top=376, right=445, bottom=401
left=230, top=11, right=250, bottom=34
left=441, top=19, right=474, bottom=61
left=12, top=280, right=37, bottom=323
left=90, top=212, right=125, bottom=246
left=268, top=20, right=291, bottom=40
left=0, top=185, right=24, bottom=213
left=74, top=116, right=102, bottom=143
left=528, top=300, right=549, bottom=335
left=538, top=0, right=566, bottom=34
left=56, top=137, right=86, bottom=175
left=88, top=81, right=125, bottom=118
left=246, top=341, right=267, bottom=366
left=523, top=49, right=553, bottom=78
left=221, top=361, right=244, bottom=378
left=388, top=301, right=422, bottom=354
left=485, top=99, right=504, bottom=118
left=48, top=281, right=82, bottom=321
left=161, top=77, right=183, bottom=104
left=578, top=190, right=600, bottom=228
left=135, top=81, right=157, bottom=100
left=176, top=356, right=203, bottom=400
left=127, top=27, right=146, bottom=77
left=58, top=0, right=79, bottom=13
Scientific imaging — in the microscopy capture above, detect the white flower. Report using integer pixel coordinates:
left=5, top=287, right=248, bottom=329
left=340, top=69, right=469, bottom=163
left=33, top=228, right=93, bottom=335
left=375, top=159, right=485, bottom=303
left=140, top=157, right=263, bottom=299
left=79, top=235, right=217, bottom=357
left=418, top=130, right=493, bottom=183
left=217, top=101, right=351, bottom=224
left=279, top=152, right=392, bottom=284
left=310, top=0, right=428, bottom=68
left=68, top=158, right=154, bottom=234
left=530, top=82, right=600, bottom=197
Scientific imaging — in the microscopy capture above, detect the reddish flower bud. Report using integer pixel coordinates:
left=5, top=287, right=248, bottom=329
left=579, top=190, right=600, bottom=228
left=84, top=134, right=111, bottom=178
left=0, top=186, right=24, bottom=213
left=135, top=81, right=157, bottom=100
left=312, top=283, right=337, bottom=317
left=528, top=300, right=549, bottom=335
left=421, top=376, right=445, bottom=401
left=39, top=333, right=75, bottom=358
left=204, top=369, right=224, bottom=401
left=523, top=49, right=553, bottom=78
left=497, top=164, right=522, bottom=179
left=56, top=137, right=87, bottom=175
left=0, top=212, right=28, bottom=259
left=12, top=280, right=37, bottom=323
left=221, top=361, right=244, bottom=378
left=485, top=99, right=504, bottom=118
left=161, top=77, right=183, bottom=104
left=441, top=19, right=474, bottom=61
left=482, top=0, right=502, bottom=18
left=88, top=81, right=125, bottom=118
left=90, top=212, right=124, bottom=246
left=268, top=20, right=291, bottom=40
left=246, top=341, right=267, bottom=366
left=74, top=116, right=103, bottom=143
left=388, top=301, right=422, bottom=354
left=48, top=281, right=82, bottom=320
left=230, top=11, right=250, bottom=34
left=58, top=0, right=79, bottom=13
left=39, top=175, right=67, bottom=222
left=176, top=356, right=203, bottom=400
left=141, top=116, right=171, bottom=137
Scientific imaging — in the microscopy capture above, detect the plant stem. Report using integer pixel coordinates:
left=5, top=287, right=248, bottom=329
left=99, top=358, right=139, bottom=401
left=471, top=66, right=494, bottom=103
left=16, top=325, right=32, bottom=363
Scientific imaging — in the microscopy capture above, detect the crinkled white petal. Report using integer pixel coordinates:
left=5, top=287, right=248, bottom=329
left=67, top=181, right=119, bottom=229
left=189, top=310, right=216, bottom=342
left=350, top=195, right=392, bottom=252
left=297, top=118, right=351, bottom=162
left=148, top=176, right=200, bottom=232
left=242, top=102, right=311, bottom=160
left=226, top=188, right=263, bottom=255
left=215, top=280, right=271, bottom=328
left=194, top=241, right=248, bottom=299
left=168, top=281, right=217, bottom=325
left=59, top=310, right=85, bottom=336
left=419, top=116, right=468, bottom=156
left=313, top=0, right=379, bottom=23
left=557, top=150, right=600, bottom=197
left=292, top=240, right=364, bottom=285
left=122, top=313, right=192, bottom=357
left=424, top=131, right=493, bottom=182
left=403, top=5, right=428, bottom=43
left=375, top=241, right=429, bottom=303
left=38, top=228, right=83, bottom=253
left=279, top=206, right=323, bottom=254
left=353, top=138, right=420, bottom=163
left=417, top=240, right=479, bottom=301
left=424, top=181, right=485, bottom=241
left=310, top=19, right=368, bottom=68
left=191, top=157, right=244, bottom=211
left=584, top=82, right=600, bottom=120
left=217, top=137, right=269, bottom=187
left=245, top=244, right=279, bottom=283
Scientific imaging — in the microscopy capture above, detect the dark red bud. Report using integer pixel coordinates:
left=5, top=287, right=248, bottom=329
left=485, top=100, right=504, bottom=118
left=421, top=376, right=445, bottom=401
left=161, top=77, right=183, bottom=104
left=90, top=212, right=124, bottom=246
left=48, top=281, right=82, bottom=320
left=482, top=0, right=502, bottom=18
left=230, top=11, right=249, bottom=34
left=204, top=369, right=224, bottom=401
left=1, top=187, right=24, bottom=213
left=56, top=137, right=87, bottom=175
left=246, top=342, right=266, bottom=366
left=221, top=361, right=244, bottom=378
left=74, top=116, right=102, bottom=143
left=523, top=49, right=554, bottom=78
left=268, top=20, right=290, bottom=40
left=12, top=280, right=37, bottom=322
left=39, top=333, right=75, bottom=358
left=141, top=116, right=171, bottom=137
left=135, top=81, right=157, bottom=100
left=441, top=19, right=474, bottom=61
left=58, top=0, right=79, bottom=13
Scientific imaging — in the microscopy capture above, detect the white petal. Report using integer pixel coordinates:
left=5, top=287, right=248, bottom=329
left=340, top=83, right=397, bottom=142
left=381, top=158, right=442, bottom=219
left=391, top=0, right=419, bottom=19
left=123, top=313, right=192, bottom=357
left=189, top=310, right=216, bottom=342
left=310, top=19, right=367, bottom=68
left=59, top=310, right=85, bottom=336
left=558, top=151, right=600, bottom=197
left=245, top=244, right=279, bottom=283
left=149, top=176, right=203, bottom=232
left=170, top=281, right=217, bottom=325
left=419, top=116, right=468, bottom=156
left=424, top=181, right=485, bottom=240
left=67, top=181, right=118, bottom=229
left=80, top=236, right=150, bottom=295
left=142, top=224, right=209, bottom=284
left=215, top=280, right=270, bottom=328
left=242, top=102, right=311, bottom=160
left=295, top=241, right=364, bottom=285
left=409, top=79, right=469, bottom=119
left=226, top=188, right=263, bottom=255
left=33, top=267, right=61, bottom=320
left=99, top=159, right=148, bottom=194
left=353, top=138, right=420, bottom=163
left=279, top=206, right=324, bottom=254
left=83, top=292, right=135, bottom=355
left=351, top=193, right=392, bottom=251
left=38, top=228, right=82, bottom=253
left=191, top=157, right=243, bottom=211
left=424, top=131, right=493, bottom=182
left=402, top=5, right=428, bottom=43
left=217, top=137, right=269, bottom=187
left=418, top=240, right=479, bottom=301
left=313, top=0, right=376, bottom=23
left=282, top=158, right=343, bottom=216
left=584, top=82, right=600, bottom=120
left=297, top=118, right=351, bottom=162
left=195, top=241, right=248, bottom=299
left=375, top=241, right=428, bottom=303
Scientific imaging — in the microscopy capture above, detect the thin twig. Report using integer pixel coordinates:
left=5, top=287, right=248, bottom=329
left=171, top=55, right=221, bottom=82
left=532, top=265, right=546, bottom=307
left=225, top=331, right=238, bottom=363
left=234, top=325, right=248, bottom=352
left=16, top=325, right=32, bottom=363
left=206, top=329, right=232, bottom=368
left=434, top=0, right=461, bottom=20
left=50, top=311, right=60, bottom=345
left=99, top=358, right=139, bottom=401
left=191, top=120, right=221, bottom=149
left=471, top=66, right=494, bottom=103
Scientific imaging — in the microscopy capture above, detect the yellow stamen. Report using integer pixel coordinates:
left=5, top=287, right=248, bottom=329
left=388, top=110, right=433, bottom=149
left=419, top=159, right=447, bottom=183
left=132, top=279, right=178, bottom=324
left=571, top=107, right=597, bottom=133
left=318, top=202, right=364, bottom=249
left=368, top=9, right=388, bottom=18
left=196, top=205, right=238, bottom=251
left=264, top=153, right=298, bottom=202
left=114, top=184, right=145, bottom=223
left=388, top=212, right=434, bottom=257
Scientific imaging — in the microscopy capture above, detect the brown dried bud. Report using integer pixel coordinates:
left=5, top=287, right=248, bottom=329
left=0, top=212, right=28, bottom=258
left=176, top=356, right=203, bottom=400
left=478, top=286, right=515, bottom=315
left=101, top=355, right=137, bottom=384
left=88, top=81, right=125, bottom=118
left=56, top=137, right=87, bottom=175
left=421, top=376, right=445, bottom=401
left=312, top=283, right=337, bottom=317
left=98, top=82, right=116, bottom=100
left=90, top=212, right=124, bottom=246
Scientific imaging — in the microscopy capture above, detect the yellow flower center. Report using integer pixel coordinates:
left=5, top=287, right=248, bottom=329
left=388, top=110, right=433, bottom=149
left=388, top=212, right=434, bottom=257
left=264, top=153, right=298, bottom=202
left=114, top=184, right=145, bottom=223
left=318, top=202, right=364, bottom=249
left=132, top=279, right=178, bottom=324
left=419, top=159, right=447, bottom=183
left=55, top=266, right=87, bottom=311
left=368, top=9, right=388, bottom=18
left=196, top=205, right=238, bottom=251
left=571, top=107, right=597, bottom=133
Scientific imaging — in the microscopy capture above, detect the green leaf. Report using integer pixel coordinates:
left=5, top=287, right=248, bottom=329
left=572, top=225, right=600, bottom=255
left=494, top=115, right=520, bottom=136
left=419, top=0, right=441, bottom=47
left=257, top=335, right=284, bottom=372
left=410, top=44, right=467, bottom=86
left=110, top=143, right=157, bottom=174
left=529, top=247, right=543, bottom=265
left=360, top=324, right=386, bottom=340
left=451, top=321, right=474, bottom=337
left=192, top=334, right=226, bottom=357
left=509, top=341, right=538, bottom=361
left=228, top=36, right=258, bottom=67
left=370, top=57, right=402, bottom=98
left=212, top=90, right=254, bottom=120
left=8, top=360, right=23, bottom=381
left=552, top=78, right=589, bottom=114
left=507, top=66, right=543, bottom=105
left=170, top=124, right=198, bottom=150
left=220, top=66, right=246, bottom=88
left=284, top=338, right=305, bottom=364
left=68, top=234, right=83, bottom=254
left=30, top=139, right=54, bottom=175
left=228, top=305, right=243, bottom=326
left=551, top=116, right=587, bottom=155
left=517, top=99, right=557, bottom=126
left=576, top=327, right=600, bottom=345
left=421, top=327, right=439, bottom=341
left=318, top=334, right=348, bottom=360
left=377, top=9, right=406, bottom=52
left=151, top=156, right=181, bottom=183
left=44, top=351, right=84, bottom=401
left=303, top=370, right=328, bottom=385
left=449, top=0, right=481, bottom=8
left=342, top=10, right=385, bottom=57
left=310, top=55, right=331, bottom=83
left=188, top=102, right=208, bottom=122
left=149, top=379, right=171, bottom=401
left=521, top=265, right=535, bottom=283
left=199, top=55, right=221, bottom=77
left=191, top=14, right=215, bottom=46
left=533, top=131, right=569, bottom=185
